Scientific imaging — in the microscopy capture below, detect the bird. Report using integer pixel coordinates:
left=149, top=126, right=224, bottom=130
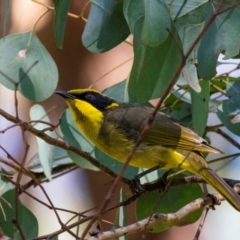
left=55, top=88, right=240, bottom=211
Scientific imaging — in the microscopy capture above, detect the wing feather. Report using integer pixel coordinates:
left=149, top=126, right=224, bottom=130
left=104, top=103, right=221, bottom=154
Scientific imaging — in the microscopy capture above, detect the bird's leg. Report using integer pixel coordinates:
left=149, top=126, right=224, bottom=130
left=129, top=166, right=160, bottom=194
left=143, top=168, right=176, bottom=193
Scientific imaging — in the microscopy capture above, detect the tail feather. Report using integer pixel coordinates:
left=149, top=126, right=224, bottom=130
left=200, top=168, right=240, bottom=211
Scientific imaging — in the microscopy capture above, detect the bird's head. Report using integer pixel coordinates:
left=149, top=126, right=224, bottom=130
left=55, top=89, right=119, bottom=117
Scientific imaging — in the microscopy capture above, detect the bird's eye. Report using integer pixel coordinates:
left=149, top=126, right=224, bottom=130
left=85, top=93, right=94, bottom=100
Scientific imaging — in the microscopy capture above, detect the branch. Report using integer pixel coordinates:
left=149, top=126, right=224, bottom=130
left=0, top=108, right=130, bottom=184
left=88, top=191, right=239, bottom=240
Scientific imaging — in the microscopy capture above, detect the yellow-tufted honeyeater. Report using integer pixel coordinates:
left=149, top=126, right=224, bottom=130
left=56, top=88, right=240, bottom=211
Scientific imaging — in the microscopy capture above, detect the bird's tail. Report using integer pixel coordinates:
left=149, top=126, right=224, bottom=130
left=199, top=167, right=240, bottom=211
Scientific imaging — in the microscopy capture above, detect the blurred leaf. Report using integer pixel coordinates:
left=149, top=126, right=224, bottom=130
left=60, top=109, right=99, bottom=170
left=210, top=76, right=239, bottom=94
left=2, top=0, right=10, bottom=38
left=30, top=104, right=57, bottom=180
left=209, top=99, right=221, bottom=113
left=217, top=107, right=240, bottom=136
left=141, top=0, right=171, bottom=47
left=116, top=188, right=127, bottom=240
left=0, top=175, right=14, bottom=195
left=217, top=81, right=240, bottom=136
left=0, top=32, right=58, bottom=101
left=191, top=81, right=209, bottom=136
left=0, top=190, right=38, bottom=238
left=52, top=0, right=71, bottom=48
left=198, top=1, right=240, bottom=79
left=103, top=80, right=128, bottom=102
left=82, top=0, right=130, bottom=53
left=128, top=18, right=182, bottom=102
left=136, top=181, right=203, bottom=232
left=223, top=81, right=240, bottom=118
left=28, top=147, right=73, bottom=172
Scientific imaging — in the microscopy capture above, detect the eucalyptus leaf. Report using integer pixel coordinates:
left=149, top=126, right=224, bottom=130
left=3, top=0, right=10, bottom=38
left=165, top=0, right=208, bottom=20
left=136, top=181, right=203, bottom=232
left=28, top=147, right=73, bottom=173
left=118, top=188, right=128, bottom=235
left=82, top=0, right=130, bottom=53
left=141, top=0, right=171, bottom=47
left=52, top=0, right=71, bottom=48
left=0, top=190, right=38, bottom=238
left=198, top=1, right=240, bottom=79
left=103, top=80, right=128, bottom=102
left=30, top=104, right=57, bottom=180
left=128, top=18, right=182, bottom=102
left=123, top=0, right=144, bottom=34
left=191, top=81, right=210, bottom=136
left=217, top=81, right=240, bottom=136
left=0, top=31, right=58, bottom=101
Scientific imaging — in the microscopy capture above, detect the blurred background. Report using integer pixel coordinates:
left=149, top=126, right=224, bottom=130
left=0, top=0, right=240, bottom=239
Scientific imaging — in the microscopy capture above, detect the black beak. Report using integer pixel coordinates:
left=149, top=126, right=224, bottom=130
left=55, top=90, right=76, bottom=100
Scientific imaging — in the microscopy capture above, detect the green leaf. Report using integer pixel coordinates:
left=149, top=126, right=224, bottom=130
left=52, top=0, right=72, bottom=48
left=82, top=0, right=130, bottom=53
left=103, top=80, right=128, bottom=102
left=117, top=189, right=128, bottom=240
left=217, top=81, right=240, bottom=136
left=136, top=181, right=203, bottom=232
left=128, top=18, right=182, bottom=102
left=198, top=1, right=240, bottom=79
left=0, top=31, right=58, bottom=102
left=163, top=99, right=192, bottom=127
left=179, top=23, right=204, bottom=92
left=197, top=5, right=218, bottom=80
left=191, top=81, right=209, bottom=136
left=0, top=190, right=38, bottom=238
left=166, top=0, right=208, bottom=20
left=60, top=109, right=99, bottom=170
left=141, top=0, right=171, bottom=47
left=123, top=0, right=144, bottom=34
left=30, top=104, right=58, bottom=180
left=28, top=147, right=73, bottom=173
left=217, top=107, right=240, bottom=136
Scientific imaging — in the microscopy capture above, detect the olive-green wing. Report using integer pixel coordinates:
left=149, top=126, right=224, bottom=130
left=105, top=103, right=220, bottom=154
left=146, top=112, right=221, bottom=153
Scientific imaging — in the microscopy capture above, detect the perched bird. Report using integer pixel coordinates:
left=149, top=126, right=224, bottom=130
left=55, top=88, right=240, bottom=211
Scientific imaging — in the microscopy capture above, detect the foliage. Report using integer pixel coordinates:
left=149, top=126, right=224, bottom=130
left=0, top=0, right=240, bottom=239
